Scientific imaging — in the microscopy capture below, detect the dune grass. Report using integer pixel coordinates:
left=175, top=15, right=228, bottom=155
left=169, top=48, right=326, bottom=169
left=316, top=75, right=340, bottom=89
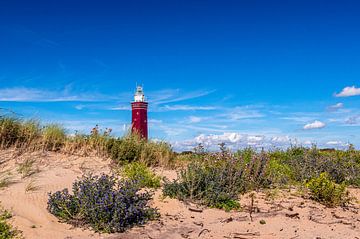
left=0, top=116, right=175, bottom=167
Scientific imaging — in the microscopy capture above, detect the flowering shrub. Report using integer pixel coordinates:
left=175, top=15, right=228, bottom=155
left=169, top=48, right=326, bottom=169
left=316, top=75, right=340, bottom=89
left=48, top=174, right=159, bottom=233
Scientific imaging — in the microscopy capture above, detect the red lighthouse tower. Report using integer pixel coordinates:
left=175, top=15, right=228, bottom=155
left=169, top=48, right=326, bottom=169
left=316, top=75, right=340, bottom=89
left=131, top=86, right=148, bottom=139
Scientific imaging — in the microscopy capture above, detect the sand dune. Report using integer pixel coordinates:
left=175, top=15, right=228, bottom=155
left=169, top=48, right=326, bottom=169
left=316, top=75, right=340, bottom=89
left=0, top=149, right=359, bottom=239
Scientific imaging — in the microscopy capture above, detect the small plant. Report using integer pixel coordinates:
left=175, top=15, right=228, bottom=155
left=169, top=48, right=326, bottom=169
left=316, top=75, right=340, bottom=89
left=0, top=205, right=22, bottom=238
left=17, top=159, right=39, bottom=178
left=0, top=171, right=14, bottom=189
left=121, top=162, right=161, bottom=189
left=306, top=172, right=350, bottom=207
left=259, top=219, right=266, bottom=225
left=47, top=174, right=159, bottom=233
left=25, top=179, right=40, bottom=192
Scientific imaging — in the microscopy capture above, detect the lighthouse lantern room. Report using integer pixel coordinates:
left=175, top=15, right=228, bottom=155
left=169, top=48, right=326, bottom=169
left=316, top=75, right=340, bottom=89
left=131, top=86, right=148, bottom=139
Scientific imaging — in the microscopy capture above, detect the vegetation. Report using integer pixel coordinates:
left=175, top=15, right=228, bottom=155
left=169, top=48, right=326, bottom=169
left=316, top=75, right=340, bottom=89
left=107, top=133, right=174, bottom=167
left=121, top=162, right=161, bottom=189
left=306, top=172, right=350, bottom=207
left=0, top=205, right=22, bottom=239
left=17, top=159, right=39, bottom=179
left=1, top=115, right=360, bottom=214
left=163, top=144, right=360, bottom=210
left=47, top=174, right=159, bottom=233
left=163, top=147, right=269, bottom=211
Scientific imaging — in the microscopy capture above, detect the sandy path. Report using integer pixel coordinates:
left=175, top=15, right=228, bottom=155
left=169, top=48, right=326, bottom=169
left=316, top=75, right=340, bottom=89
left=0, top=150, right=359, bottom=239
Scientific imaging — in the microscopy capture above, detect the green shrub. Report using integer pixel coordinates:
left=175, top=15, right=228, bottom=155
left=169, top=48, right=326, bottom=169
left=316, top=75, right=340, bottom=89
left=47, top=174, right=159, bottom=233
left=266, top=158, right=294, bottom=185
left=0, top=206, right=22, bottom=239
left=121, top=162, right=161, bottom=189
left=163, top=150, right=269, bottom=211
left=107, top=134, right=143, bottom=164
left=306, top=172, right=350, bottom=207
left=163, top=160, right=241, bottom=211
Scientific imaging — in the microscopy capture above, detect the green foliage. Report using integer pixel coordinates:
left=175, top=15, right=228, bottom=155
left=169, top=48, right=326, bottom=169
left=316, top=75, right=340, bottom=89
left=47, top=174, right=159, bottom=233
left=266, top=146, right=360, bottom=187
left=306, top=172, right=350, bottom=207
left=121, top=162, right=161, bottom=189
left=163, top=147, right=270, bottom=211
left=107, top=133, right=174, bottom=167
left=0, top=206, right=22, bottom=239
left=266, top=156, right=294, bottom=185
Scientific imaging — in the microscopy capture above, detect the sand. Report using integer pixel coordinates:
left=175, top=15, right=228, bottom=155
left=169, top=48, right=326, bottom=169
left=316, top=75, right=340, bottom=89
left=0, top=149, right=359, bottom=239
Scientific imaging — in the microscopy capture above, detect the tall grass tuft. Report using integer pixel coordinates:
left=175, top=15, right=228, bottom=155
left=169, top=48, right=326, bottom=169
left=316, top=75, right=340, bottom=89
left=107, top=133, right=174, bottom=167
left=0, top=117, right=22, bottom=149
left=42, top=124, right=66, bottom=151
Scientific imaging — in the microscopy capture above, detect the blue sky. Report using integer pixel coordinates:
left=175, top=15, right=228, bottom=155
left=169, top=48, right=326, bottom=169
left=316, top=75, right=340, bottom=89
left=1, top=0, right=360, bottom=150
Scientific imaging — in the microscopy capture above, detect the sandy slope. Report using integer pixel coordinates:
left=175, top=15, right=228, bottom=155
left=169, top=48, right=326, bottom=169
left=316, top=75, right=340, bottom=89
left=0, top=149, right=359, bottom=239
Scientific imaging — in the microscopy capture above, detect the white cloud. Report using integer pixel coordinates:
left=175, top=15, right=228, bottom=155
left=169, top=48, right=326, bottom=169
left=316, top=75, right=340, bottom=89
left=109, top=105, right=131, bottom=111
left=335, top=86, right=360, bottom=97
left=303, top=120, right=326, bottom=130
left=326, top=141, right=343, bottom=145
left=0, top=87, right=109, bottom=102
left=188, top=116, right=202, bottom=123
left=150, top=89, right=216, bottom=105
left=345, top=115, right=360, bottom=125
left=303, top=140, right=313, bottom=145
left=174, top=132, right=294, bottom=151
left=327, top=102, right=344, bottom=111
left=325, top=141, right=349, bottom=148
left=158, top=105, right=216, bottom=111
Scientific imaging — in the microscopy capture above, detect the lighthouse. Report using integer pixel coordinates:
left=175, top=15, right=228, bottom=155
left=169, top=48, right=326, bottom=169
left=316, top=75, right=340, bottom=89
left=131, top=86, right=148, bottom=139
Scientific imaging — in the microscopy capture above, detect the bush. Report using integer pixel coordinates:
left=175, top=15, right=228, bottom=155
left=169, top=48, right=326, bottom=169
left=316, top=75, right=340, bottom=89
left=163, top=150, right=269, bottom=211
left=121, top=162, right=161, bottom=189
left=306, top=172, right=350, bottom=207
left=107, top=134, right=143, bottom=164
left=47, top=174, right=159, bottom=233
left=0, top=206, right=22, bottom=239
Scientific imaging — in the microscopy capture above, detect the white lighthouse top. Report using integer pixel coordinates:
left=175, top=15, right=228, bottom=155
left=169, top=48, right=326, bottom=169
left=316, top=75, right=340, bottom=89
left=134, top=86, right=145, bottom=102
